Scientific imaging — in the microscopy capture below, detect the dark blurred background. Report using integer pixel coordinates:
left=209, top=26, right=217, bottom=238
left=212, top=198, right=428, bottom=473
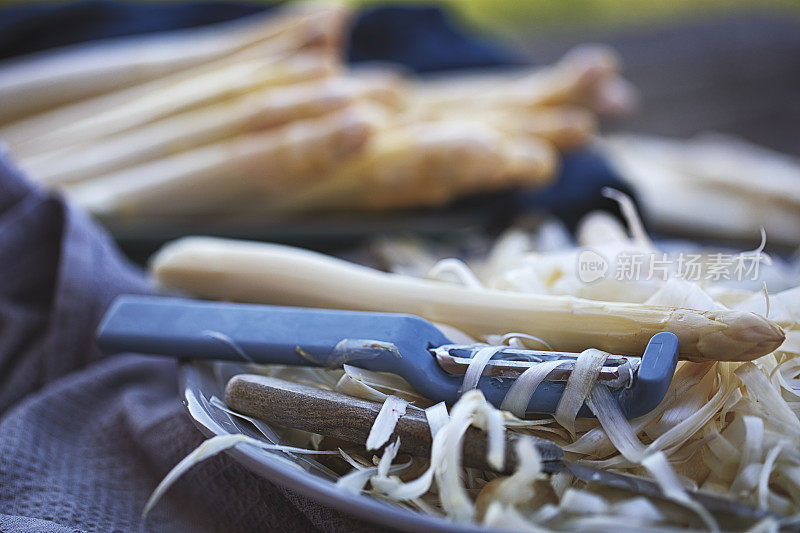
left=517, top=14, right=800, bottom=156
left=3, top=0, right=799, bottom=154
left=357, top=0, right=800, bottom=155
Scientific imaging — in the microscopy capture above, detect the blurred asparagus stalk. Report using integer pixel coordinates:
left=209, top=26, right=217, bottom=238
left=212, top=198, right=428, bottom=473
left=0, top=2, right=347, bottom=124
left=401, top=102, right=596, bottom=152
left=0, top=4, right=631, bottom=218
left=150, top=237, right=786, bottom=362
left=20, top=74, right=401, bottom=186
left=4, top=52, right=336, bottom=157
left=478, top=106, right=597, bottom=151
left=602, top=133, right=800, bottom=245
left=66, top=107, right=375, bottom=217
left=411, top=45, right=635, bottom=117
left=265, top=118, right=557, bottom=214
left=606, top=133, right=800, bottom=206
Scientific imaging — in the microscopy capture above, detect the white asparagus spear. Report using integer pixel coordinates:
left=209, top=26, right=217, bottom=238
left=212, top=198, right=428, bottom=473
left=150, top=237, right=785, bottom=362
left=0, top=2, right=347, bottom=124
left=411, top=45, right=621, bottom=112
left=4, top=51, right=335, bottom=157
left=602, top=135, right=800, bottom=245
left=605, top=133, right=800, bottom=205
left=265, top=118, right=557, bottom=214
left=66, top=107, right=375, bottom=217
left=400, top=104, right=597, bottom=152
left=21, top=75, right=400, bottom=186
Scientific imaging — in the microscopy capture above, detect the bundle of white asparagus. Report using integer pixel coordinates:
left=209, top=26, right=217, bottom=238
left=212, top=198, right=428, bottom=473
left=145, top=204, right=800, bottom=531
left=0, top=2, right=634, bottom=221
left=601, top=133, right=800, bottom=246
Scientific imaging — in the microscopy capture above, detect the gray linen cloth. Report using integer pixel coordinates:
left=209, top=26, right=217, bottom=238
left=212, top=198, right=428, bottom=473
left=0, top=151, right=375, bottom=532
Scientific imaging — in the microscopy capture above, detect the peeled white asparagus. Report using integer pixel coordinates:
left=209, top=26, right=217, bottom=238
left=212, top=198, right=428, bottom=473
left=411, top=45, right=621, bottom=112
left=490, top=106, right=597, bottom=151
left=602, top=134, right=800, bottom=244
left=0, top=2, right=346, bottom=124
left=265, top=118, right=557, bottom=214
left=607, top=133, right=800, bottom=205
left=67, top=107, right=374, bottom=217
left=401, top=102, right=597, bottom=152
left=21, top=75, right=398, bottom=186
left=3, top=51, right=335, bottom=158
left=150, top=237, right=785, bottom=362
left=603, top=138, right=800, bottom=245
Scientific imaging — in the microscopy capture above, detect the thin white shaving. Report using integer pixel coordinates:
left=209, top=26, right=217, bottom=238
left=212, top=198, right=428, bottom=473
left=337, top=446, right=411, bottom=495
left=586, top=383, right=646, bottom=462
left=336, top=466, right=377, bottom=494
left=144, top=434, right=247, bottom=517
left=748, top=227, right=771, bottom=264
left=736, top=363, right=800, bottom=432
left=370, top=391, right=493, bottom=518
left=555, top=348, right=609, bottom=435
left=483, top=502, right=550, bottom=532
left=500, top=359, right=567, bottom=417
left=472, top=402, right=506, bottom=470
left=758, top=443, right=784, bottom=509
left=460, top=345, right=504, bottom=393
left=482, top=436, right=542, bottom=510
left=209, top=396, right=279, bottom=442
left=377, top=438, right=401, bottom=478
left=601, top=187, right=654, bottom=249
left=435, top=391, right=491, bottom=521
left=646, top=368, right=736, bottom=454
left=641, top=451, right=719, bottom=531
left=144, top=434, right=339, bottom=517
left=425, top=402, right=450, bottom=439
left=731, top=416, right=764, bottom=495
left=565, top=362, right=712, bottom=457
left=427, top=258, right=485, bottom=290
left=560, top=488, right=607, bottom=514
left=366, top=395, right=408, bottom=450
left=202, top=330, right=253, bottom=362
left=610, top=497, right=664, bottom=523
left=500, top=332, right=553, bottom=350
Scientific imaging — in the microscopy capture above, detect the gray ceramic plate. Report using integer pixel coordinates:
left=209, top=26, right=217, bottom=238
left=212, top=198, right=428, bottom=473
left=179, top=360, right=487, bottom=532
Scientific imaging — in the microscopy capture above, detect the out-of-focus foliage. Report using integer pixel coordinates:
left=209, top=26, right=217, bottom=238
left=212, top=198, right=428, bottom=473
left=348, top=0, right=800, bottom=36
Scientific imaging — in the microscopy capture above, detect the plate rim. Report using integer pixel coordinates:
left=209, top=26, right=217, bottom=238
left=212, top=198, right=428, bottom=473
left=178, top=360, right=488, bottom=533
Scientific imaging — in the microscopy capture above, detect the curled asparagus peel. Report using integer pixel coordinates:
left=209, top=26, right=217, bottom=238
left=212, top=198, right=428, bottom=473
left=150, top=237, right=785, bottom=362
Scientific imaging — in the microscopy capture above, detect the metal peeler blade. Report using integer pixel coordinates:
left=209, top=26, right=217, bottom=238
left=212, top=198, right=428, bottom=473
left=96, top=295, right=679, bottom=418
left=433, top=344, right=639, bottom=388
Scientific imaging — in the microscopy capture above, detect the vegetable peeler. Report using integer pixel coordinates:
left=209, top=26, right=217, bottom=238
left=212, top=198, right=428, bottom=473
left=223, top=373, right=775, bottom=526
left=96, top=294, right=679, bottom=418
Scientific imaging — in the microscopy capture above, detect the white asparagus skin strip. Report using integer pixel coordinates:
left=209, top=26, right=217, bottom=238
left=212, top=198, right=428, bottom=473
left=67, top=107, right=374, bottom=217
left=21, top=75, right=399, bottom=186
left=150, top=237, right=785, bottom=362
left=4, top=52, right=336, bottom=158
left=0, top=2, right=347, bottom=124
